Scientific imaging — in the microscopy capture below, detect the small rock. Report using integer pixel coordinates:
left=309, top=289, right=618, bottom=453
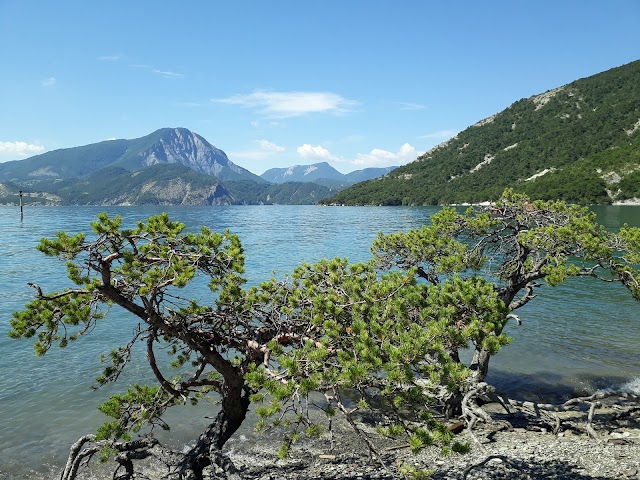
left=447, top=421, right=465, bottom=434
left=609, top=438, right=629, bottom=445
left=318, top=454, right=336, bottom=460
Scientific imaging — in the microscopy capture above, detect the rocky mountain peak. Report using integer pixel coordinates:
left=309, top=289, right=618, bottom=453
left=140, top=128, right=231, bottom=177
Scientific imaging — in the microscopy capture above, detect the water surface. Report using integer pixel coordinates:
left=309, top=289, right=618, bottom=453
left=0, top=205, right=638, bottom=478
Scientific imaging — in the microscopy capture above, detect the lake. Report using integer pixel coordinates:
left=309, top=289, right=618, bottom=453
left=1, top=204, right=639, bottom=478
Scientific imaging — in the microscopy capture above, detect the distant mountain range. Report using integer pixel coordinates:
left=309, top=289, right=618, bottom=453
left=324, top=59, right=640, bottom=205
left=261, top=162, right=397, bottom=188
left=0, top=128, right=393, bottom=206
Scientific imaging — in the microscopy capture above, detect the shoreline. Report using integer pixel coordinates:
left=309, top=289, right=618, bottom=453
left=3, top=400, right=639, bottom=479
left=229, top=402, right=640, bottom=479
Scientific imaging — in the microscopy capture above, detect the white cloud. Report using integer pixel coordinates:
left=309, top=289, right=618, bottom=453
left=98, top=54, right=123, bottom=61
left=296, top=144, right=338, bottom=162
left=0, top=141, right=46, bottom=161
left=215, top=91, right=357, bottom=118
left=228, top=139, right=286, bottom=162
left=352, top=143, right=418, bottom=168
left=293, top=142, right=418, bottom=170
left=395, top=101, right=426, bottom=111
left=257, top=139, right=285, bottom=152
left=152, top=69, right=185, bottom=79
left=41, top=77, right=56, bottom=88
left=420, top=129, right=458, bottom=140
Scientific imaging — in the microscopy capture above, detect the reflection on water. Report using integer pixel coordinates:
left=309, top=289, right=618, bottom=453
left=0, top=205, right=638, bottom=478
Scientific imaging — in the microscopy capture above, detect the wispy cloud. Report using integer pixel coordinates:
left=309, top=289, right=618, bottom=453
left=98, top=54, right=123, bottom=61
left=296, top=144, right=339, bottom=162
left=215, top=91, right=357, bottom=118
left=395, top=101, right=426, bottom=111
left=0, top=141, right=46, bottom=162
left=257, top=139, right=285, bottom=153
left=152, top=69, right=185, bottom=79
left=41, top=77, right=56, bottom=88
left=228, top=139, right=286, bottom=162
left=420, top=129, right=458, bottom=140
left=173, top=101, right=209, bottom=108
left=351, top=144, right=418, bottom=168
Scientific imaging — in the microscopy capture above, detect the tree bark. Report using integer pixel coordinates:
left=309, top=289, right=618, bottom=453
left=469, top=347, right=492, bottom=383
left=185, top=381, right=250, bottom=479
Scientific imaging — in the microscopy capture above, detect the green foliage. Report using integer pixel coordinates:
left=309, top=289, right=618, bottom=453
left=397, top=462, right=435, bottom=480
left=96, top=384, right=173, bottom=441
left=10, top=212, right=248, bottom=443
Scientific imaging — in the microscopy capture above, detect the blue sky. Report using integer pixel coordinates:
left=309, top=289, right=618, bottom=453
left=1, top=1, right=639, bottom=174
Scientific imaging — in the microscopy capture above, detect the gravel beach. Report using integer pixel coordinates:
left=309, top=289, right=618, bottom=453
left=32, top=400, right=639, bottom=479
left=228, top=402, right=640, bottom=480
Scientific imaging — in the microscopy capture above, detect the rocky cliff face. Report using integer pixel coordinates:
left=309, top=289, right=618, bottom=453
left=137, top=128, right=262, bottom=182
left=140, top=128, right=230, bottom=177
left=106, top=177, right=234, bottom=206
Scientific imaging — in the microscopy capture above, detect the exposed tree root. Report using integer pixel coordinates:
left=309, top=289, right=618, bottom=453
left=460, top=382, right=640, bottom=440
left=461, top=383, right=495, bottom=429
left=60, top=432, right=240, bottom=480
left=462, top=454, right=533, bottom=480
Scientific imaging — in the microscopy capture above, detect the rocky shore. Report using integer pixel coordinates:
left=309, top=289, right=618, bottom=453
left=38, top=400, right=640, bottom=479
left=228, top=402, right=640, bottom=480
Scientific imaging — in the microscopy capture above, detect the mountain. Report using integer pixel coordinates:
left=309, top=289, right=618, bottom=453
left=47, top=164, right=235, bottom=205
left=323, top=60, right=640, bottom=206
left=261, top=162, right=397, bottom=188
left=0, top=128, right=265, bottom=185
left=0, top=128, right=344, bottom=205
left=344, top=166, right=398, bottom=183
left=261, top=162, right=344, bottom=183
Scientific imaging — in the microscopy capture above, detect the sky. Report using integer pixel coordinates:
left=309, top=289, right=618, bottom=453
left=1, top=1, right=639, bottom=175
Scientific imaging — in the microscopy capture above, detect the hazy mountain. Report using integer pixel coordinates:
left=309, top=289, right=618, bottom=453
left=261, top=162, right=397, bottom=188
left=324, top=59, right=640, bottom=205
left=261, top=162, right=343, bottom=183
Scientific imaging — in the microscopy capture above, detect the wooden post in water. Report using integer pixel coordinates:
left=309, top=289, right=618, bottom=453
left=19, top=190, right=23, bottom=221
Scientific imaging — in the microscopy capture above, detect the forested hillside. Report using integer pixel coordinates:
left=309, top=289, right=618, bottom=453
left=324, top=60, right=640, bottom=205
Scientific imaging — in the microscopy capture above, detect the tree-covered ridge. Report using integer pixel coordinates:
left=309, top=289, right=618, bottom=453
left=324, top=59, right=640, bottom=205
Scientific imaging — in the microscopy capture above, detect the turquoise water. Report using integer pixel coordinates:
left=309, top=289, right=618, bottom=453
left=0, top=204, right=639, bottom=478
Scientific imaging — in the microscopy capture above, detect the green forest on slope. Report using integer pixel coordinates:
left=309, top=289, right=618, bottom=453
left=324, top=60, right=640, bottom=205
